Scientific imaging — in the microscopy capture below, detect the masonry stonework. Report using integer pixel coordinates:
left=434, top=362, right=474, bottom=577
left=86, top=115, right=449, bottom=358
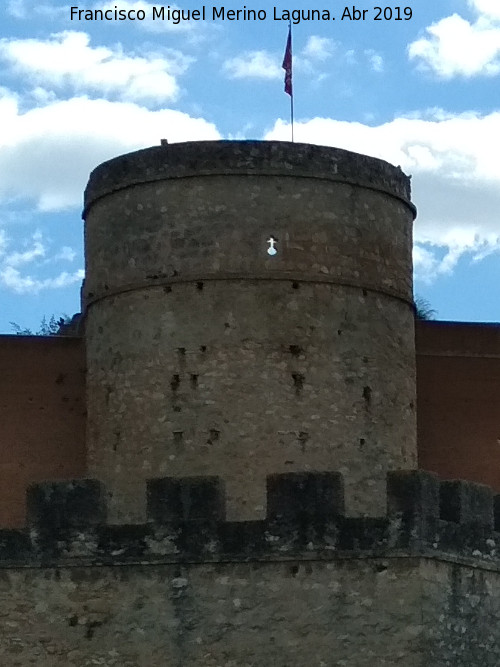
left=83, top=141, right=417, bottom=523
left=3, top=140, right=499, bottom=666
left=0, top=471, right=500, bottom=666
left=2, top=559, right=498, bottom=667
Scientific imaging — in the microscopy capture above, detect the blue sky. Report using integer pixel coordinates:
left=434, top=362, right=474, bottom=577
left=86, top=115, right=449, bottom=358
left=0, top=0, right=499, bottom=332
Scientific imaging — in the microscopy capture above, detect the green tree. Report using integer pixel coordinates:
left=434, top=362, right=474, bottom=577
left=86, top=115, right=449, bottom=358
left=414, top=296, right=436, bottom=320
left=10, top=314, right=73, bottom=336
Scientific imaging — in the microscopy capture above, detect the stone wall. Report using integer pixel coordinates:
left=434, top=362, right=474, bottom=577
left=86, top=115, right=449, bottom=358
left=0, top=560, right=436, bottom=666
left=83, top=141, right=417, bottom=523
left=0, top=471, right=500, bottom=666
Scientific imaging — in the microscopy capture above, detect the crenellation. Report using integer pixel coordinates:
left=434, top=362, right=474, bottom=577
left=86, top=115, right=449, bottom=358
left=0, top=471, right=497, bottom=571
left=26, top=479, right=106, bottom=531
left=386, top=469, right=440, bottom=545
left=439, top=479, right=494, bottom=528
left=0, top=530, right=31, bottom=565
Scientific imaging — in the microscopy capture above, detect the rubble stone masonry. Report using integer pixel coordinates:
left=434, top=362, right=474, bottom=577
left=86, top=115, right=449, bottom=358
left=83, top=141, right=417, bottom=523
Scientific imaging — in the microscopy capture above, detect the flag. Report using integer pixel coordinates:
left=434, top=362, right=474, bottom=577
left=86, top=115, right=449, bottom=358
left=282, top=26, right=292, bottom=97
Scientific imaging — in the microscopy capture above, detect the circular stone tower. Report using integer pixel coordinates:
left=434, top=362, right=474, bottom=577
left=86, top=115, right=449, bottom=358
left=83, top=141, right=417, bottom=523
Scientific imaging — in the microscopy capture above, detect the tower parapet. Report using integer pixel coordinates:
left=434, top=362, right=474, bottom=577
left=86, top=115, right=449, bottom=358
left=83, top=141, right=417, bottom=523
left=2, top=470, right=498, bottom=568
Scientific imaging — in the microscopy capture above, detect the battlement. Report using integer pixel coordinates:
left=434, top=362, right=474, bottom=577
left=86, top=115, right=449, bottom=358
left=2, top=471, right=499, bottom=569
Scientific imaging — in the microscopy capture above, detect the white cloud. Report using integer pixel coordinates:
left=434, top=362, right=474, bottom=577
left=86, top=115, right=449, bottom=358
left=413, top=236, right=500, bottom=284
left=0, top=266, right=85, bottom=294
left=223, top=38, right=376, bottom=84
left=0, top=92, right=220, bottom=211
left=223, top=39, right=337, bottom=82
left=298, top=37, right=336, bottom=82
left=55, top=246, right=76, bottom=262
left=344, top=50, right=357, bottom=66
left=0, top=31, right=192, bottom=103
left=302, top=36, right=335, bottom=62
left=224, top=51, right=281, bottom=80
left=365, top=50, right=384, bottom=73
left=413, top=245, right=443, bottom=284
left=4, top=231, right=46, bottom=267
left=408, top=2, right=500, bottom=78
left=0, top=229, right=83, bottom=294
left=469, top=0, right=500, bottom=21
left=265, top=111, right=500, bottom=284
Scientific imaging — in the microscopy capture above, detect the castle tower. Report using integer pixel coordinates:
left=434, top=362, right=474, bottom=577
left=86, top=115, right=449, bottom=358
left=82, top=141, right=417, bottom=523
left=3, top=141, right=500, bottom=667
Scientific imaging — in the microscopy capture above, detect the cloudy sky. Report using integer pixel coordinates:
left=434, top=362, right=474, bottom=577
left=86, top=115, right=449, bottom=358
left=0, top=0, right=499, bottom=332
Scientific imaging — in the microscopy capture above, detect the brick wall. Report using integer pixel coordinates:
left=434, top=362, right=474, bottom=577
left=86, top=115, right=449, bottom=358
left=0, top=336, right=85, bottom=526
left=416, top=320, right=500, bottom=488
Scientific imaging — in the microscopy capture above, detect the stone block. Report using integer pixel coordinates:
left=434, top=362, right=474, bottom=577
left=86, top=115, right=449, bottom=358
left=387, top=469, right=440, bottom=519
left=440, top=479, right=494, bottom=528
left=26, top=479, right=106, bottom=530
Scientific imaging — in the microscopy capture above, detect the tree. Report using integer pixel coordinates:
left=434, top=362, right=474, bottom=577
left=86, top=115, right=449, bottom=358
left=414, top=296, right=436, bottom=320
left=10, top=314, right=74, bottom=336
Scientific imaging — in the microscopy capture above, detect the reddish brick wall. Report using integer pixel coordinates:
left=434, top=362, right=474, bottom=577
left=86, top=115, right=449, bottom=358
left=0, top=336, right=86, bottom=527
left=416, top=320, right=500, bottom=490
left=0, top=322, right=499, bottom=527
